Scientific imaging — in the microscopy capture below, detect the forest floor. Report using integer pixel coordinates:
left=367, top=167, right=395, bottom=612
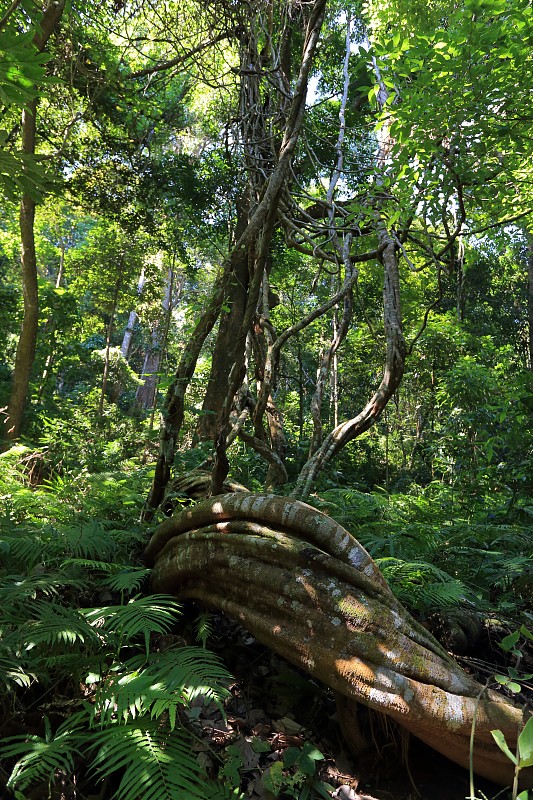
left=174, top=606, right=512, bottom=800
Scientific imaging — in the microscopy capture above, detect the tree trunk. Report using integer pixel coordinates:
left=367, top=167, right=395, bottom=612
left=308, top=266, right=353, bottom=456
left=121, top=269, right=146, bottom=361
left=293, top=230, right=406, bottom=498
left=98, top=271, right=122, bottom=417
left=527, top=233, right=533, bottom=370
left=3, top=0, right=66, bottom=444
left=144, top=0, right=328, bottom=515
left=196, top=204, right=250, bottom=441
left=142, top=277, right=227, bottom=519
left=145, top=492, right=533, bottom=791
left=135, top=267, right=176, bottom=411
left=5, top=177, right=38, bottom=441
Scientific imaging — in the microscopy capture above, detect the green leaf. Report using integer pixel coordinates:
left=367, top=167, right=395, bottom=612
left=314, top=782, right=335, bottom=800
left=520, top=626, right=533, bottom=642
left=518, top=716, right=533, bottom=768
left=490, top=729, right=517, bottom=765
left=251, top=737, right=271, bottom=753
left=263, top=760, right=284, bottom=795
left=302, top=742, right=324, bottom=760
left=298, top=753, right=316, bottom=777
left=283, top=747, right=301, bottom=769
left=499, top=630, right=520, bottom=651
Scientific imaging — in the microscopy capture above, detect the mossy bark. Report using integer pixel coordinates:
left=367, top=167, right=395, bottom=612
left=145, top=492, right=532, bottom=790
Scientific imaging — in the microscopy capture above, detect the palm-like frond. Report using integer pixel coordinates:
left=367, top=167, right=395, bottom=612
left=103, top=567, right=151, bottom=594
left=0, top=648, right=36, bottom=688
left=2, top=716, right=85, bottom=793
left=376, top=557, right=473, bottom=613
left=195, top=611, right=214, bottom=648
left=24, top=599, right=101, bottom=648
left=57, top=560, right=149, bottom=596
left=60, top=520, right=121, bottom=560
left=82, top=595, right=182, bottom=653
left=87, top=720, right=208, bottom=800
left=93, top=646, right=231, bottom=728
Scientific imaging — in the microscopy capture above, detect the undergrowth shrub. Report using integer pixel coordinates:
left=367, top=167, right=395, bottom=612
left=311, top=485, right=533, bottom=629
left=0, top=453, right=235, bottom=800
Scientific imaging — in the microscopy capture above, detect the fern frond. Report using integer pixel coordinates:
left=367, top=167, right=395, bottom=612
left=25, top=599, right=101, bottom=648
left=0, top=652, right=36, bottom=688
left=195, top=611, right=214, bottom=648
left=93, top=646, right=231, bottom=728
left=376, top=557, right=474, bottom=613
left=82, top=594, right=182, bottom=654
left=0, top=574, right=72, bottom=613
left=1, top=527, right=48, bottom=569
left=2, top=716, right=85, bottom=793
left=58, top=560, right=149, bottom=594
left=60, top=520, right=119, bottom=560
left=60, top=557, right=122, bottom=573
left=88, top=720, right=208, bottom=800
left=207, top=783, right=246, bottom=800
left=103, top=567, right=151, bottom=594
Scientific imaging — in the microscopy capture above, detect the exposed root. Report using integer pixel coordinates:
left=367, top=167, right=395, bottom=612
left=145, top=492, right=532, bottom=789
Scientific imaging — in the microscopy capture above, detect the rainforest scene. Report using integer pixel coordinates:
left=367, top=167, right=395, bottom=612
left=0, top=1, right=532, bottom=799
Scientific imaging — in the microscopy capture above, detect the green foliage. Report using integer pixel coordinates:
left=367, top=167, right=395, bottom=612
left=367, top=0, right=533, bottom=221
left=310, top=485, right=533, bottom=628
left=491, top=716, right=533, bottom=800
left=262, top=743, right=333, bottom=800
left=0, top=460, right=233, bottom=800
left=0, top=26, right=58, bottom=200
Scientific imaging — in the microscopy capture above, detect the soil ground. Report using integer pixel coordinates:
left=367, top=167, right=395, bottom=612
left=177, top=606, right=517, bottom=800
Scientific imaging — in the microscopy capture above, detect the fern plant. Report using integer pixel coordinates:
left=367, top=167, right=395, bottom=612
left=309, top=485, right=533, bottom=627
left=0, top=455, right=235, bottom=800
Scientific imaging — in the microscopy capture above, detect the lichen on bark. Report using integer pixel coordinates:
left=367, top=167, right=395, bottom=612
left=145, top=492, right=532, bottom=790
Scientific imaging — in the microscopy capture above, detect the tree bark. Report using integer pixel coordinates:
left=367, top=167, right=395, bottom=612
left=98, top=271, right=122, bottom=417
left=293, top=229, right=406, bottom=498
left=135, top=267, right=177, bottom=411
left=196, top=203, right=250, bottom=441
left=142, top=277, right=227, bottom=519
left=527, top=233, right=533, bottom=370
left=145, top=492, right=533, bottom=790
left=3, top=0, right=66, bottom=444
left=121, top=269, right=146, bottom=361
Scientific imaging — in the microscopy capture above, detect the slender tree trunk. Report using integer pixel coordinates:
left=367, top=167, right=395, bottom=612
left=3, top=0, right=66, bottom=444
left=293, top=228, right=406, bottom=499
left=36, top=239, right=67, bottom=403
left=527, top=233, right=533, bottom=371
left=142, top=277, right=227, bottom=519
left=196, top=203, right=250, bottom=441
left=308, top=263, right=354, bottom=456
left=136, top=267, right=176, bottom=411
left=297, top=335, right=305, bottom=441
left=98, top=273, right=122, bottom=418
left=6, top=166, right=38, bottom=441
left=121, top=269, right=146, bottom=360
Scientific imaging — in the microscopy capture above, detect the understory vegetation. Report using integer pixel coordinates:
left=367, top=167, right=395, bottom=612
left=1, top=0, right=533, bottom=797
left=0, top=430, right=531, bottom=799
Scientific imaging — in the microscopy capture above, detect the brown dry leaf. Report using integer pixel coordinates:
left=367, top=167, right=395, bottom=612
left=196, top=751, right=214, bottom=776
left=232, top=737, right=263, bottom=771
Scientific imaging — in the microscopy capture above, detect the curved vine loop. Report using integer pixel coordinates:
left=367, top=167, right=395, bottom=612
left=145, top=492, right=532, bottom=790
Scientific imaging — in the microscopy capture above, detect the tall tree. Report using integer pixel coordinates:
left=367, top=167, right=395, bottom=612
left=3, top=0, right=66, bottom=443
left=144, top=0, right=328, bottom=516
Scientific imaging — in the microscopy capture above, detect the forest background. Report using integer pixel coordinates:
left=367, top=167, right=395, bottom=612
left=0, top=0, right=532, bottom=799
